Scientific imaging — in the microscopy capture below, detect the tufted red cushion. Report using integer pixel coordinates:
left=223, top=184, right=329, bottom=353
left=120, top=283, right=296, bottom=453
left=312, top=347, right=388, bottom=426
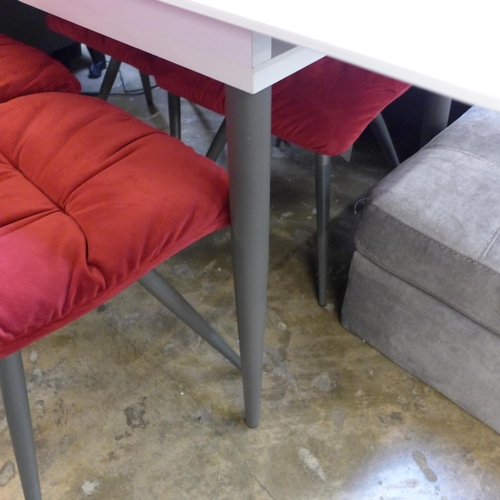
left=0, top=34, right=81, bottom=102
left=0, top=93, right=230, bottom=359
left=153, top=57, right=410, bottom=156
left=46, top=15, right=158, bottom=75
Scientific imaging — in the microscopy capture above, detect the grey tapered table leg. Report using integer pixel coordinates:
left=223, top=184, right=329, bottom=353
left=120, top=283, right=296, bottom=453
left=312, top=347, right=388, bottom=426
left=225, top=85, right=272, bottom=428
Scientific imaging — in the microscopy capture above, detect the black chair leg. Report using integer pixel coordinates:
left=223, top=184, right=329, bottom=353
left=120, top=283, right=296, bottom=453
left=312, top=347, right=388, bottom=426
left=206, top=118, right=227, bottom=161
left=139, top=72, right=154, bottom=106
left=168, top=93, right=182, bottom=139
left=97, top=57, right=122, bottom=100
left=0, top=351, right=42, bottom=500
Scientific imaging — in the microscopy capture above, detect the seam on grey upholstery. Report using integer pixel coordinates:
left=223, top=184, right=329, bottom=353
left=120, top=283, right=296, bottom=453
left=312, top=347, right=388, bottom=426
left=424, top=145, right=500, bottom=171
left=365, top=204, right=498, bottom=276
left=357, top=205, right=500, bottom=336
left=478, top=224, right=500, bottom=262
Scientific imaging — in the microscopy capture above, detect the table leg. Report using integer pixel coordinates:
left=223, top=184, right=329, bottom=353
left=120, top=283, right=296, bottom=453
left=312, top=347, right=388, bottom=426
left=420, top=93, right=452, bottom=146
left=225, top=85, right=272, bottom=428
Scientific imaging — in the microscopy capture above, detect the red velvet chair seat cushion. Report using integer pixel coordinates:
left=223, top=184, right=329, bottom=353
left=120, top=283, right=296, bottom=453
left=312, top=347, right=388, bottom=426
left=0, top=93, right=230, bottom=359
left=0, top=34, right=81, bottom=102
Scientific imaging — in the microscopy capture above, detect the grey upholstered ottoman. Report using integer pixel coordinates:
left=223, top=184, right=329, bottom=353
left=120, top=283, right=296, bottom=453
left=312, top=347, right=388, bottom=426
left=341, top=106, right=500, bottom=433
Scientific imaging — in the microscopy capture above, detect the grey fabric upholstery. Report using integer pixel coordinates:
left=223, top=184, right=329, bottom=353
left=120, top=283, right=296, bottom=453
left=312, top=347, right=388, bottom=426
left=341, top=106, right=500, bottom=433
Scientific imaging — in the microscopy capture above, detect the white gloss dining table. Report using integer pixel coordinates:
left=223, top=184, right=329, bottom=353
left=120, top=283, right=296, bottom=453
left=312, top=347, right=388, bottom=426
left=20, top=0, right=500, bottom=428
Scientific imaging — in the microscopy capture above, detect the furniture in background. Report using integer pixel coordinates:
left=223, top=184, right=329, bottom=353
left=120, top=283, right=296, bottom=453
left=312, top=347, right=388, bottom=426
left=341, top=106, right=500, bottom=435
left=0, top=36, right=238, bottom=500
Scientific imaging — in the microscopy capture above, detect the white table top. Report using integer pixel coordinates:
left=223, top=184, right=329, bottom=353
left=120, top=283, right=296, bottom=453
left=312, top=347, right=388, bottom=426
left=159, top=0, right=500, bottom=111
left=23, top=0, right=500, bottom=109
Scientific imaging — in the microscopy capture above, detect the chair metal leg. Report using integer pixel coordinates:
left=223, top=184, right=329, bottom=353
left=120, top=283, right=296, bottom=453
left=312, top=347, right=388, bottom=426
left=370, top=113, right=400, bottom=169
left=206, top=118, right=227, bottom=161
left=168, top=93, right=182, bottom=139
left=315, top=153, right=331, bottom=307
left=420, top=93, right=452, bottom=146
left=96, top=57, right=121, bottom=100
left=0, top=352, right=42, bottom=500
left=139, top=72, right=154, bottom=106
left=138, top=270, right=241, bottom=369
left=340, top=145, right=353, bottom=162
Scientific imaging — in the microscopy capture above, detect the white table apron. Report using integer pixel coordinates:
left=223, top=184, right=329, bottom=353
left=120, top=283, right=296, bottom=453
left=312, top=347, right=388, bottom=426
left=21, top=0, right=326, bottom=428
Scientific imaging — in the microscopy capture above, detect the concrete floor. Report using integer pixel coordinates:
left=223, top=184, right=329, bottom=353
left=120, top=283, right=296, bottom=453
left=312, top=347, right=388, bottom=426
left=2, top=53, right=500, bottom=500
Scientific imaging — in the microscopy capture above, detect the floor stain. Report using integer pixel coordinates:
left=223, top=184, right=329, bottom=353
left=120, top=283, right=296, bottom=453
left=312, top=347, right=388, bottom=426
left=80, top=479, right=100, bottom=497
left=412, top=450, right=438, bottom=482
left=124, top=397, right=149, bottom=430
left=298, top=448, right=327, bottom=481
left=0, top=461, right=15, bottom=487
left=311, top=372, right=333, bottom=392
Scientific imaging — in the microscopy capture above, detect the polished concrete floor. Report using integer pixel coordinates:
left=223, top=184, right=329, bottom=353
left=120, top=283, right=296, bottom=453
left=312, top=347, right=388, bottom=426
left=2, top=53, right=500, bottom=500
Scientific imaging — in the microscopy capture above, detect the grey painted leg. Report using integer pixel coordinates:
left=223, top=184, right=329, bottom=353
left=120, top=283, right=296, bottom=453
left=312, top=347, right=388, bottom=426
left=139, top=72, right=154, bottom=106
left=0, top=352, right=42, bottom=500
left=315, top=154, right=331, bottom=307
left=420, top=93, right=452, bottom=146
left=168, top=93, right=182, bottom=139
left=138, top=270, right=241, bottom=369
left=97, top=57, right=121, bottom=100
left=206, top=118, right=227, bottom=161
left=225, top=85, right=272, bottom=428
left=370, top=113, right=400, bottom=169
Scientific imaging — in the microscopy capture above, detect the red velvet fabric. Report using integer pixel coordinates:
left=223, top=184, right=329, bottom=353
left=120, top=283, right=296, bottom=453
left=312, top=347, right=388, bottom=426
left=0, top=93, right=230, bottom=359
left=0, top=34, right=81, bottom=102
left=46, top=15, right=158, bottom=75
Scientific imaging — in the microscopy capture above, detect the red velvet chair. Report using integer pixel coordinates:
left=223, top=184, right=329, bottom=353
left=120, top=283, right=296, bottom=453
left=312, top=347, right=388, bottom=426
left=45, top=15, right=410, bottom=305
left=0, top=92, right=236, bottom=499
left=0, top=33, right=81, bottom=101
